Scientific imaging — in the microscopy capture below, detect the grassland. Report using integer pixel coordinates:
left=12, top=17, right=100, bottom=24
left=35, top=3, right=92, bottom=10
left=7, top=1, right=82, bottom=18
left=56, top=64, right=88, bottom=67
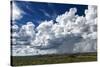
left=11, top=52, right=97, bottom=66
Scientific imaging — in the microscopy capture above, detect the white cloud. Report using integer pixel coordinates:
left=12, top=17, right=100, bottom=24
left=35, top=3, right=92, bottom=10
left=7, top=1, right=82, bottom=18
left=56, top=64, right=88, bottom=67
left=12, top=2, right=24, bottom=24
left=12, top=38, right=17, bottom=45
left=19, top=22, right=35, bottom=37
left=39, top=9, right=51, bottom=18
left=85, top=5, right=97, bottom=21
left=12, top=24, right=19, bottom=31
left=12, top=5, right=97, bottom=56
left=56, top=8, right=77, bottom=25
left=31, top=20, right=54, bottom=47
left=11, top=22, right=36, bottom=46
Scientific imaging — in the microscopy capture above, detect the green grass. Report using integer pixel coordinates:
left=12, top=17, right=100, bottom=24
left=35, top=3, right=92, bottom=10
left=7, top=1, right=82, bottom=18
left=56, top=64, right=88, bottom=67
left=11, top=52, right=97, bottom=66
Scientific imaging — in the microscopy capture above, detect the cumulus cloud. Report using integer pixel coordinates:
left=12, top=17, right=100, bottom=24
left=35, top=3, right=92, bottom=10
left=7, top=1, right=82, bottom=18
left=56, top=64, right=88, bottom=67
left=12, top=5, right=97, bottom=56
left=85, top=5, right=97, bottom=21
left=12, top=22, right=36, bottom=45
left=56, top=8, right=77, bottom=25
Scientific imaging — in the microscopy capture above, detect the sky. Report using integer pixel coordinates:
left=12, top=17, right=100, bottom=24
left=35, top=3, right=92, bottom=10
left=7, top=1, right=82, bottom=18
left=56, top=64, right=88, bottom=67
left=11, top=1, right=88, bottom=26
left=11, top=1, right=97, bottom=56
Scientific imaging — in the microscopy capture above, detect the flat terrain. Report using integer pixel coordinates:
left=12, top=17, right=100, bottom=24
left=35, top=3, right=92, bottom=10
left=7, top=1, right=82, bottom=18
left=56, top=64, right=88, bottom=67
left=11, top=52, right=97, bottom=66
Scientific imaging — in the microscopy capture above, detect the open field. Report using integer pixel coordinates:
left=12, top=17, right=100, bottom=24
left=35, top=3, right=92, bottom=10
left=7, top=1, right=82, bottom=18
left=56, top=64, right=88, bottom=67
left=11, top=52, right=97, bottom=66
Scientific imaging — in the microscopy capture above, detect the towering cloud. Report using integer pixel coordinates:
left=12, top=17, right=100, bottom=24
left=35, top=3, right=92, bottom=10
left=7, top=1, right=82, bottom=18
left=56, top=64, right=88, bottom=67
left=12, top=5, right=97, bottom=56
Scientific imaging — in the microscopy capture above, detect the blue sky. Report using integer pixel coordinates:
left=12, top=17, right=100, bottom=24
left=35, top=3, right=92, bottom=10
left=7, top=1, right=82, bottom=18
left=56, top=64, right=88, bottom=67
left=11, top=1, right=88, bottom=27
